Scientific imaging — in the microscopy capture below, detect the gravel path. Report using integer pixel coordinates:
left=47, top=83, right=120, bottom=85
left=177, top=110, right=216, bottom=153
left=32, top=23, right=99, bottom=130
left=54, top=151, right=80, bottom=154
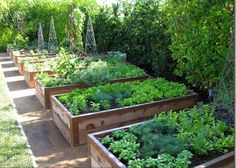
left=0, top=53, right=90, bottom=168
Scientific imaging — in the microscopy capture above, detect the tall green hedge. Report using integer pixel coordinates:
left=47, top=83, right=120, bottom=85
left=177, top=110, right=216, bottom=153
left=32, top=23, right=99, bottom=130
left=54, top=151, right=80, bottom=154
left=163, top=0, right=234, bottom=88
left=93, top=0, right=233, bottom=88
left=94, top=0, right=173, bottom=77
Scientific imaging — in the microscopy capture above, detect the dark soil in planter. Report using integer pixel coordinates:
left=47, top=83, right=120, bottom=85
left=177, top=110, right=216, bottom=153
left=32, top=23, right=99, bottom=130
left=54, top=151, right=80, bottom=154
left=214, top=107, right=234, bottom=127
left=190, top=150, right=233, bottom=167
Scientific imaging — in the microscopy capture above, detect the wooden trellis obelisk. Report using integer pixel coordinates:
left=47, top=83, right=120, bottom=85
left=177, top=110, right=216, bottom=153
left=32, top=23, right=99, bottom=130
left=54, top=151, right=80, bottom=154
left=85, top=16, right=97, bottom=55
left=38, top=22, right=45, bottom=50
left=16, top=13, right=24, bottom=33
left=212, top=31, right=234, bottom=115
left=68, top=4, right=77, bottom=54
left=48, top=16, right=58, bottom=52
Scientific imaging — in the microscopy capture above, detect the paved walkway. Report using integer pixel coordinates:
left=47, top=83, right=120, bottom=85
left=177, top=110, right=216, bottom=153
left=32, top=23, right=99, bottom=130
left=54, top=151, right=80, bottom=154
left=0, top=53, right=90, bottom=167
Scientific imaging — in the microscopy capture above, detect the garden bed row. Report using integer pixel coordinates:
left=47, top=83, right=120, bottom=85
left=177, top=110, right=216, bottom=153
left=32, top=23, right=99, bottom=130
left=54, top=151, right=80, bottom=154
left=7, top=48, right=234, bottom=167
left=50, top=78, right=198, bottom=146
left=35, top=54, right=151, bottom=109
left=18, top=55, right=56, bottom=75
left=9, top=49, right=56, bottom=87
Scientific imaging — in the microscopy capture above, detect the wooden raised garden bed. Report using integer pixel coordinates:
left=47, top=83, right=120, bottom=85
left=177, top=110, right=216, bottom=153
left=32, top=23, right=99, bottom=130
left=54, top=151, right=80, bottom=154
left=18, top=60, right=44, bottom=75
left=51, top=91, right=198, bottom=147
left=9, top=50, right=20, bottom=60
left=24, top=70, right=53, bottom=88
left=35, top=75, right=150, bottom=110
left=13, top=54, right=37, bottom=66
left=13, top=52, right=55, bottom=66
left=88, top=123, right=234, bottom=168
left=18, top=56, right=56, bottom=75
left=7, top=48, right=18, bottom=58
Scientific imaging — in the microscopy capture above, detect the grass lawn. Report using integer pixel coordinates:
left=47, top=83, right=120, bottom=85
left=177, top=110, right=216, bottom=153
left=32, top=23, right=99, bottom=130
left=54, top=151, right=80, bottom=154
left=0, top=65, right=33, bottom=167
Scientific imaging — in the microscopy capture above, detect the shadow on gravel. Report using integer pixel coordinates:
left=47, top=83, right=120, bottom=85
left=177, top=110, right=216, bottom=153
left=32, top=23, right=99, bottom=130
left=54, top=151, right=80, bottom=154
left=13, top=95, right=44, bottom=114
left=6, top=80, right=28, bottom=91
left=1, top=63, right=15, bottom=68
left=21, top=114, right=89, bottom=167
left=0, top=58, right=11, bottom=62
left=3, top=70, right=20, bottom=77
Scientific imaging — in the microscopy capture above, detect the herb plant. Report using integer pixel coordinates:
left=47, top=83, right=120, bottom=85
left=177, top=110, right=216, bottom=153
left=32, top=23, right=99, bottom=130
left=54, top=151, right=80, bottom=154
left=36, top=52, right=146, bottom=87
left=25, top=61, right=53, bottom=72
left=156, top=105, right=234, bottom=155
left=18, top=51, right=50, bottom=63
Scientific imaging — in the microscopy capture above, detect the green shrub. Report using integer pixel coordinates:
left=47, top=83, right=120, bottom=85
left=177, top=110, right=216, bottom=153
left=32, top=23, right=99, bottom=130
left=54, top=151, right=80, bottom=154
left=156, top=105, right=234, bottom=155
left=163, top=0, right=234, bottom=88
left=93, top=1, right=173, bottom=77
left=0, top=28, right=16, bottom=52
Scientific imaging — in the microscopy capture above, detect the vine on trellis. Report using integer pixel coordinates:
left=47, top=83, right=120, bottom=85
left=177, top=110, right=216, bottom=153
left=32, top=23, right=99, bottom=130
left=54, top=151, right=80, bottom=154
left=38, top=22, right=45, bottom=50
left=16, top=13, right=24, bottom=33
left=48, top=16, right=58, bottom=53
left=212, top=31, right=234, bottom=115
left=85, top=16, right=97, bottom=56
left=68, top=4, right=77, bottom=54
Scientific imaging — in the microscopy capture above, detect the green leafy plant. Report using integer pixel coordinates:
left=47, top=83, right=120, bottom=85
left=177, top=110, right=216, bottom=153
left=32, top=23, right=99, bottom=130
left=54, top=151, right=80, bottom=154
left=51, top=48, right=79, bottom=78
left=163, top=0, right=234, bottom=88
left=128, top=150, right=193, bottom=168
left=101, top=135, right=114, bottom=146
left=25, top=60, right=52, bottom=72
left=99, top=105, right=233, bottom=167
left=109, top=132, right=139, bottom=161
left=156, top=105, right=234, bottom=155
left=37, top=55, right=145, bottom=87
left=18, top=51, right=48, bottom=63
left=69, top=95, right=87, bottom=115
left=57, top=78, right=188, bottom=115
left=136, top=121, right=185, bottom=158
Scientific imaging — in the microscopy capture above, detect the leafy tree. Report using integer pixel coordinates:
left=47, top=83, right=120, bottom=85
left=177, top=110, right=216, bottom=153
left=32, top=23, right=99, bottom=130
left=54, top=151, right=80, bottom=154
left=163, top=0, right=234, bottom=88
left=94, top=0, right=173, bottom=77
